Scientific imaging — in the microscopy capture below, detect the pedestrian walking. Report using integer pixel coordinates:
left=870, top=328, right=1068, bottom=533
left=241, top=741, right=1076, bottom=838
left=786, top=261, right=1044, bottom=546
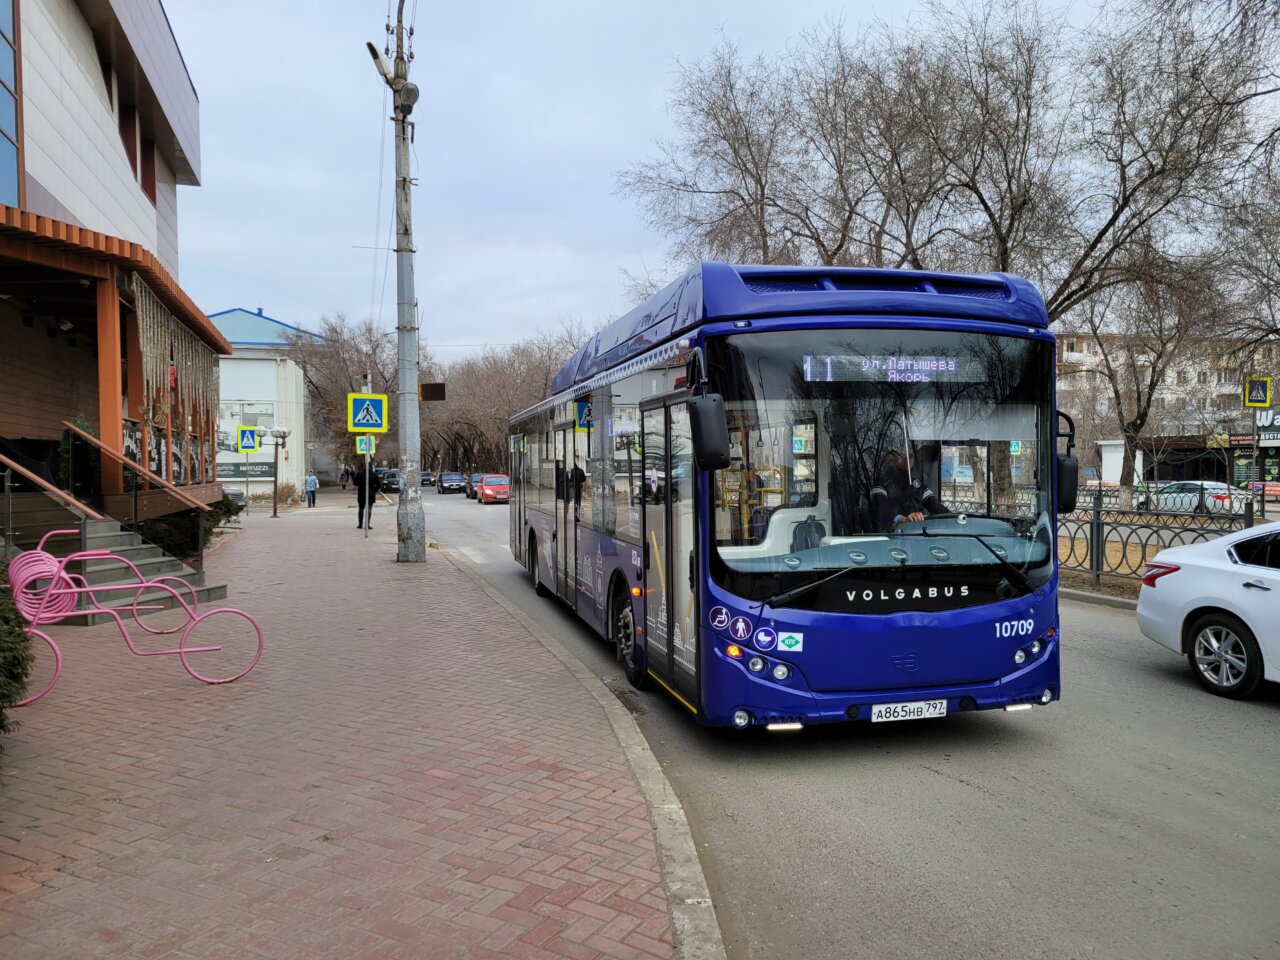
left=354, top=464, right=383, bottom=529
left=340, top=465, right=349, bottom=491
left=304, top=469, right=319, bottom=508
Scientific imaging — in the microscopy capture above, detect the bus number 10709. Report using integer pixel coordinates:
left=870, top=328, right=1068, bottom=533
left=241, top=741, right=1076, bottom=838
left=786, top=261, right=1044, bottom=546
left=995, top=619, right=1035, bottom=639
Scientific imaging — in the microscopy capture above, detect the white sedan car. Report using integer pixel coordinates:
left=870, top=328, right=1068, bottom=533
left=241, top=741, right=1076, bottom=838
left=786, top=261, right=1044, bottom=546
left=1137, top=525, right=1278, bottom=698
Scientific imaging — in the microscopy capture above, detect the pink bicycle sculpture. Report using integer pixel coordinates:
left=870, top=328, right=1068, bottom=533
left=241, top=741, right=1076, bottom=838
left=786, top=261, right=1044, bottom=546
left=8, top=530, right=263, bottom=706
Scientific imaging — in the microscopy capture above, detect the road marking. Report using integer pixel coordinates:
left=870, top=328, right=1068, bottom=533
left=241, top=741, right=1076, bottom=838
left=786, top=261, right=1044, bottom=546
left=457, top=546, right=489, bottom=565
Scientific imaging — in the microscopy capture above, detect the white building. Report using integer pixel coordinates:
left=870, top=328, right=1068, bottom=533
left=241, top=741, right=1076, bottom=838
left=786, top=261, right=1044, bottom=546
left=208, top=309, right=317, bottom=498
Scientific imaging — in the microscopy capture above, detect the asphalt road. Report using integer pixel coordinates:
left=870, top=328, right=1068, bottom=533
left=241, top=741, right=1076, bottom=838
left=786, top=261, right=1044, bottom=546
left=419, top=490, right=1280, bottom=960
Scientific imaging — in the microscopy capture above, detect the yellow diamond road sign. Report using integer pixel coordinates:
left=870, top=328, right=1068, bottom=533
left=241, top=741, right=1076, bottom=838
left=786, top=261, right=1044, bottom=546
left=347, top=392, right=389, bottom=433
left=1244, top=376, right=1271, bottom=409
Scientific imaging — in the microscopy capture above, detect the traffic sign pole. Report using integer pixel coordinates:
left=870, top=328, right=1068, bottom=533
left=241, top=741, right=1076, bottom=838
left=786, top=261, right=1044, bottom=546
left=1257, top=415, right=1266, bottom=520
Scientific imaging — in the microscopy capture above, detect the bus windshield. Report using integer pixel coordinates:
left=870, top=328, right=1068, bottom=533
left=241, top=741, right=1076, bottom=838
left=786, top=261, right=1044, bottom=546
left=706, top=326, right=1055, bottom=612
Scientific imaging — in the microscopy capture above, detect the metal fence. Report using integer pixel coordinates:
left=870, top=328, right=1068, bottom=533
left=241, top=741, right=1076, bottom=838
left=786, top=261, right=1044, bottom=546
left=1058, top=492, right=1257, bottom=584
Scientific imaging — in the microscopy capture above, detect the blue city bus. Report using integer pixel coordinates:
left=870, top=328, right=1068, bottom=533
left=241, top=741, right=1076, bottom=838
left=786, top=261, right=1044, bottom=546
left=508, top=262, right=1077, bottom=729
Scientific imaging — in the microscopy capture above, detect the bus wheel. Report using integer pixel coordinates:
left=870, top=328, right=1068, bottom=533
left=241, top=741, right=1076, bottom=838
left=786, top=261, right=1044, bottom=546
left=613, top=588, right=647, bottom=690
left=529, top=534, right=550, bottom=597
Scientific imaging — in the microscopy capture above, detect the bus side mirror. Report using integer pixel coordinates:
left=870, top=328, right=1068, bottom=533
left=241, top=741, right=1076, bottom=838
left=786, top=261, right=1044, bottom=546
left=1057, top=453, right=1078, bottom=514
left=689, top=394, right=732, bottom=471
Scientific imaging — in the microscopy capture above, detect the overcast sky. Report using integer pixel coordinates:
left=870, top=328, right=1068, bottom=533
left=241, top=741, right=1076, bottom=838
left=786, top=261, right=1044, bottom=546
left=163, top=0, right=909, bottom=361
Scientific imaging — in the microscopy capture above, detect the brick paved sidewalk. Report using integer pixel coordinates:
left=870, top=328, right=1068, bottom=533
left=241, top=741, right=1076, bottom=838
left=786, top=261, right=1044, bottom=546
left=0, top=509, right=675, bottom=959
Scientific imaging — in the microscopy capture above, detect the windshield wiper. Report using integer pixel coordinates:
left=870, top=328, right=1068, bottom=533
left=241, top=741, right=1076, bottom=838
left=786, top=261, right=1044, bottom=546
left=917, top=526, right=1032, bottom=594
left=760, top=561, right=864, bottom=610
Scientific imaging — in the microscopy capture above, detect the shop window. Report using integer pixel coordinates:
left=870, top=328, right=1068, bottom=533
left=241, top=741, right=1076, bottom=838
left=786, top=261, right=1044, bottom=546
left=141, top=140, right=156, bottom=204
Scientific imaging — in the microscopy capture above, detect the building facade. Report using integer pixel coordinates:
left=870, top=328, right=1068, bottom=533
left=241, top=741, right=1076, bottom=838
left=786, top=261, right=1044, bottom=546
left=0, top=0, right=224, bottom=519
left=1057, top=333, right=1280, bottom=488
left=208, top=308, right=317, bottom=498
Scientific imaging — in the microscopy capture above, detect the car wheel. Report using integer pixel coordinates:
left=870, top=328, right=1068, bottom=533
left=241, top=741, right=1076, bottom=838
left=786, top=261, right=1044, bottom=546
left=612, top=586, right=647, bottom=689
left=1186, top=612, right=1264, bottom=699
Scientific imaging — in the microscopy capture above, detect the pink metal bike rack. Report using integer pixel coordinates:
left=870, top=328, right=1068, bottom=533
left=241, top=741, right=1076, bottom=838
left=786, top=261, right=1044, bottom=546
left=7, top=530, right=263, bottom=706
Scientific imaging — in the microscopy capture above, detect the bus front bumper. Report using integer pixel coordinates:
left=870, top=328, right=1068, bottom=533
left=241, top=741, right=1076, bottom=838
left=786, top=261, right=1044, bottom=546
left=702, top=639, right=1060, bottom=728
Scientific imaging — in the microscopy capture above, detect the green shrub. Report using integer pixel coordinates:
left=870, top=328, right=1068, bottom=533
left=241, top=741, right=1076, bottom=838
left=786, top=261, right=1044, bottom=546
left=0, top=558, right=35, bottom=751
left=138, top=495, right=244, bottom=564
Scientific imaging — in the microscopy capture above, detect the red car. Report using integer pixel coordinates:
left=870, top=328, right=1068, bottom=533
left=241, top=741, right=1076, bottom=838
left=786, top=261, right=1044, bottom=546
left=477, top=474, right=510, bottom=504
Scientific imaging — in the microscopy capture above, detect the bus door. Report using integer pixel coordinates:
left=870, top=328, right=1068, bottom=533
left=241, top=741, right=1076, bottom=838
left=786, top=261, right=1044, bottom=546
left=641, top=400, right=699, bottom=707
left=554, top=425, right=574, bottom=600
left=509, top=434, right=524, bottom=560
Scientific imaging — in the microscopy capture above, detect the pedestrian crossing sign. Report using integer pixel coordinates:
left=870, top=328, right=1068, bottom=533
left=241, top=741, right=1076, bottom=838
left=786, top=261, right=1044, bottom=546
left=1244, top=376, right=1271, bottom=409
left=356, top=435, right=377, bottom=455
left=347, top=392, right=389, bottom=433
left=236, top=427, right=259, bottom=453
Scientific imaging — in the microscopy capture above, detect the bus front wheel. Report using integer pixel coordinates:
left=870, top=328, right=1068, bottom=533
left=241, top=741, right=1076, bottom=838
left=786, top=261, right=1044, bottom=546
left=612, top=587, right=647, bottom=690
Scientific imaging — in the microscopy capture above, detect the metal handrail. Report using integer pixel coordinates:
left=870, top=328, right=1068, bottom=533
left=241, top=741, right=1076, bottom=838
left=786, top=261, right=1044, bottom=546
left=0, top=451, right=106, bottom=521
left=61, top=420, right=211, bottom=513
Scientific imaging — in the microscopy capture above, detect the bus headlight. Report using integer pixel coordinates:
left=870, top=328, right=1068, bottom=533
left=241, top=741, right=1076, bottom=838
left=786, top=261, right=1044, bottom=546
left=733, top=709, right=752, bottom=728
left=747, top=656, right=766, bottom=673
left=1030, top=640, right=1042, bottom=655
left=1041, top=688, right=1053, bottom=704
left=772, top=664, right=791, bottom=681
left=1014, top=649, right=1027, bottom=664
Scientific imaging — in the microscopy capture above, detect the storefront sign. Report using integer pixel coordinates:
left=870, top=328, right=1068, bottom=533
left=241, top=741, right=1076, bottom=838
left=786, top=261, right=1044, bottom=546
left=217, top=463, right=273, bottom=480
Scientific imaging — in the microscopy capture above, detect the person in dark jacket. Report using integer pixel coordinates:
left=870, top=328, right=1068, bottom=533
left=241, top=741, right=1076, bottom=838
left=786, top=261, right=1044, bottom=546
left=872, top=448, right=947, bottom=530
left=354, top=464, right=383, bottom=529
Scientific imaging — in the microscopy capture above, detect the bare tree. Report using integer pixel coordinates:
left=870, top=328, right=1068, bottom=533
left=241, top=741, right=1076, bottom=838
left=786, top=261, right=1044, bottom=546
left=1042, top=0, right=1273, bottom=320
left=287, top=314, right=398, bottom=462
left=619, top=0, right=1277, bottom=320
left=617, top=39, right=792, bottom=264
left=1077, top=256, right=1229, bottom=505
left=422, top=319, right=591, bottom=472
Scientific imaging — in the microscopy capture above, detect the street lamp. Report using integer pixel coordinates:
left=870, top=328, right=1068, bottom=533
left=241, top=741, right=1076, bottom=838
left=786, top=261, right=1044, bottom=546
left=270, top=428, right=291, bottom=518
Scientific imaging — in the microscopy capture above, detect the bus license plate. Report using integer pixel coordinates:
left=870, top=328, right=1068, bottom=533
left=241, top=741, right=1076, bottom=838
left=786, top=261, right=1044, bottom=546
left=870, top=699, right=947, bottom=723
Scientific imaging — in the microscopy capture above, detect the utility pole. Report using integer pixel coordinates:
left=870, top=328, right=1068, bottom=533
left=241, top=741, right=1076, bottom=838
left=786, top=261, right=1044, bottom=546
left=368, top=2, right=425, bottom=561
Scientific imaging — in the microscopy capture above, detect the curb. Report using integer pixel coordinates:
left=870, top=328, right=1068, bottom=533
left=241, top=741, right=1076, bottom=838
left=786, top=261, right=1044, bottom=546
left=205, top=524, right=245, bottom=556
left=437, top=545, right=727, bottom=960
left=1060, top=587, right=1139, bottom=611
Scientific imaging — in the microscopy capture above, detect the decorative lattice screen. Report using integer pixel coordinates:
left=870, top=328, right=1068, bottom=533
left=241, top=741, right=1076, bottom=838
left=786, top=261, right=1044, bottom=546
left=131, top=273, right=219, bottom=434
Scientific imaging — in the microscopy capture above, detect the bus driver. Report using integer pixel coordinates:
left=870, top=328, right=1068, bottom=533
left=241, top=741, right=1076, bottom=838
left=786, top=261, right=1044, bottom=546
left=871, top=447, right=948, bottom=530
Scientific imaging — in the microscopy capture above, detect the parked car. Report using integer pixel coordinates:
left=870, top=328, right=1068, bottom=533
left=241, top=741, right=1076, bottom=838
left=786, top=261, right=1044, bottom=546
left=1138, top=526, right=1279, bottom=698
left=421, top=470, right=435, bottom=486
left=465, top=473, right=485, bottom=499
left=437, top=471, right=465, bottom=493
left=476, top=474, right=510, bottom=504
left=381, top=469, right=402, bottom=492
left=1141, top=480, right=1253, bottom=514
left=223, top=486, right=246, bottom=508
